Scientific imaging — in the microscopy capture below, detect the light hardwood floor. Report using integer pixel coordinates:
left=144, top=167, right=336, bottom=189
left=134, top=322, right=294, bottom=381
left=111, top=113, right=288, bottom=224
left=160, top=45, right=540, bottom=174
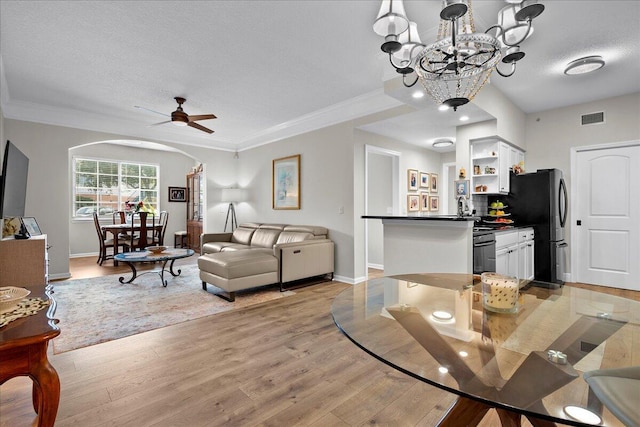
left=1, top=259, right=637, bottom=426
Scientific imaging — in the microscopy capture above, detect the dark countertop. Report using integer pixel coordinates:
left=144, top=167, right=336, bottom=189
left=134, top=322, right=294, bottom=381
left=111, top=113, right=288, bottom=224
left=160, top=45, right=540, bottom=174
left=362, top=215, right=480, bottom=222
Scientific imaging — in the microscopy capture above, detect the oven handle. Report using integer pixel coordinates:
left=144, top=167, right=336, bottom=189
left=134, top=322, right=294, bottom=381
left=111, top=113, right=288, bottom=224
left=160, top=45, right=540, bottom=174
left=474, top=241, right=496, bottom=248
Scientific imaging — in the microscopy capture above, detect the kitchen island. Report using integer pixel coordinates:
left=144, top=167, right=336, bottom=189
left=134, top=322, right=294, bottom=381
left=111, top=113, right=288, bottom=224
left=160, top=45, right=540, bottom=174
left=363, top=215, right=478, bottom=275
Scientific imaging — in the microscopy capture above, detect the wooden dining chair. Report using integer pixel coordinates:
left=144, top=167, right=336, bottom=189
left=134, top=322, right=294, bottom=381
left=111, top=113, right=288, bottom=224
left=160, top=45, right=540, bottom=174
left=112, top=211, right=127, bottom=224
left=153, top=211, right=168, bottom=246
left=93, top=212, right=130, bottom=265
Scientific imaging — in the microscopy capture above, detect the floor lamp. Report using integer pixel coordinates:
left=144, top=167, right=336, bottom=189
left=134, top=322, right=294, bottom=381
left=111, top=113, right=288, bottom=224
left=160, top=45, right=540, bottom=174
left=222, top=188, right=245, bottom=232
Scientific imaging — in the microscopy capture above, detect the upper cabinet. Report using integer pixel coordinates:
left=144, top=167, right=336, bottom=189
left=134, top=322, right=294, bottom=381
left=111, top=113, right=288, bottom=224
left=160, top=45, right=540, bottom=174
left=471, top=136, right=525, bottom=195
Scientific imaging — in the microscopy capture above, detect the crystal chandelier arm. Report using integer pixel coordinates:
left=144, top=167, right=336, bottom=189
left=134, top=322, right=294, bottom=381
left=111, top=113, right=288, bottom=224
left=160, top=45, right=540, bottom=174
left=485, top=21, right=534, bottom=48
left=495, top=61, right=517, bottom=78
left=388, top=54, right=410, bottom=70
left=402, top=73, right=419, bottom=88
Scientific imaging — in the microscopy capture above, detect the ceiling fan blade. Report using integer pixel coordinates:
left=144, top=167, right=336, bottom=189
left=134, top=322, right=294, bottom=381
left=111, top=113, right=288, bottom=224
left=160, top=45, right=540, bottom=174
left=135, top=105, right=170, bottom=117
left=188, top=114, right=217, bottom=121
left=188, top=121, right=214, bottom=134
left=148, top=120, right=172, bottom=127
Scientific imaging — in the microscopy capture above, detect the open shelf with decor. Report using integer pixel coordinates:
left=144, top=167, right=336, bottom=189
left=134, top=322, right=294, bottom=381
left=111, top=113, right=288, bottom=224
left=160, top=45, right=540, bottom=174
left=471, top=136, right=525, bottom=195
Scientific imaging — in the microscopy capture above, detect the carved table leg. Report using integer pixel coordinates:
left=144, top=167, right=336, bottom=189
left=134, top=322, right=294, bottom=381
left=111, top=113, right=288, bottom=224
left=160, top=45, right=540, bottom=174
left=30, top=342, right=60, bottom=427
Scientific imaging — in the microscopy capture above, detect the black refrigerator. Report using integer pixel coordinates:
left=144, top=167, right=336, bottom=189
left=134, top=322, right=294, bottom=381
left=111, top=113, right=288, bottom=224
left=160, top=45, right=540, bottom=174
left=506, top=169, right=568, bottom=284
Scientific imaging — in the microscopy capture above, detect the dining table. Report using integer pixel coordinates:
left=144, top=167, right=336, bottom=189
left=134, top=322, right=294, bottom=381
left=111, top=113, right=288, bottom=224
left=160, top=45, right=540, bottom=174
left=100, top=222, right=164, bottom=261
left=331, top=273, right=639, bottom=427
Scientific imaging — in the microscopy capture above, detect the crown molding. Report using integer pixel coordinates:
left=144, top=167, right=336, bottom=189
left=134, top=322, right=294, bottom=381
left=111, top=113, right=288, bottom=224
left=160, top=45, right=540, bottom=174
left=235, top=89, right=403, bottom=151
left=2, top=52, right=402, bottom=153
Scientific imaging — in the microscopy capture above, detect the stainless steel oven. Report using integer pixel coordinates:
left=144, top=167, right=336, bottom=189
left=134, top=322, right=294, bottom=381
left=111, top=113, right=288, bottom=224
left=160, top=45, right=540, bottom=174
left=473, top=230, right=496, bottom=274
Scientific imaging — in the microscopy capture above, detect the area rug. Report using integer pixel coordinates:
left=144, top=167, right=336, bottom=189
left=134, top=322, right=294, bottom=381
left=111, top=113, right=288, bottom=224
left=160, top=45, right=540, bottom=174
left=51, top=265, right=294, bottom=354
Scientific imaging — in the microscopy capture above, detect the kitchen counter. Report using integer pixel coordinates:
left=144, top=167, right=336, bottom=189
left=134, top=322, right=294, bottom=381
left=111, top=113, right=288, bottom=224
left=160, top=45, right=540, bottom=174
left=362, top=215, right=479, bottom=222
left=362, top=215, right=475, bottom=275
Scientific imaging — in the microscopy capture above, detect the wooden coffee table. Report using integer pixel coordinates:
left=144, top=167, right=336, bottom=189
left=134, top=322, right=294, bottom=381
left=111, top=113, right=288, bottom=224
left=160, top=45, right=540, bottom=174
left=0, top=284, right=60, bottom=427
left=113, top=248, right=194, bottom=287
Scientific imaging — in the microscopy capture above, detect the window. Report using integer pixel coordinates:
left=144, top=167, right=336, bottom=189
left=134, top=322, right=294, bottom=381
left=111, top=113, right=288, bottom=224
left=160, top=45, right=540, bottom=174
left=73, top=157, right=159, bottom=218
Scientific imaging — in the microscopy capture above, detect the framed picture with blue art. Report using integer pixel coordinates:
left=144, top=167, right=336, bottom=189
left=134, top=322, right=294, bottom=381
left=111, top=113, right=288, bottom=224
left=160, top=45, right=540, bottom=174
left=455, top=179, right=469, bottom=197
left=273, top=154, right=301, bottom=210
left=407, top=169, right=418, bottom=191
left=420, top=172, right=430, bottom=190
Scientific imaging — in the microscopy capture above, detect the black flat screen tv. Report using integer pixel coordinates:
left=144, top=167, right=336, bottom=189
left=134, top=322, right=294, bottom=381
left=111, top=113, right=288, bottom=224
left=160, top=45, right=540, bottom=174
left=0, top=141, right=30, bottom=219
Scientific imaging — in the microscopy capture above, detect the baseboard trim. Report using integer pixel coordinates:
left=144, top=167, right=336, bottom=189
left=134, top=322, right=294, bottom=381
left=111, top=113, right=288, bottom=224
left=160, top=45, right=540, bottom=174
left=333, top=274, right=357, bottom=285
left=50, top=272, right=72, bottom=281
left=367, top=263, right=384, bottom=270
left=70, top=252, right=99, bottom=258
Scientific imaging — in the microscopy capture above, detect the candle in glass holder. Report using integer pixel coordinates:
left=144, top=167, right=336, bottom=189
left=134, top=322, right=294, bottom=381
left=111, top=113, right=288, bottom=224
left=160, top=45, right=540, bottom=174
left=481, top=272, right=519, bottom=313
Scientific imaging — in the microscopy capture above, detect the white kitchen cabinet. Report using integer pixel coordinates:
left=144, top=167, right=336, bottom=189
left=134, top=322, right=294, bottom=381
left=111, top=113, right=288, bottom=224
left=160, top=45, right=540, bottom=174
left=495, top=228, right=533, bottom=280
left=471, top=136, right=525, bottom=195
left=495, top=230, right=518, bottom=277
left=517, top=229, right=535, bottom=281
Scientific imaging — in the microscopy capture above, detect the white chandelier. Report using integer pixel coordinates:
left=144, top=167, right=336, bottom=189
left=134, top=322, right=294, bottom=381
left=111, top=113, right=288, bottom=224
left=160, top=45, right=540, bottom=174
left=373, top=0, right=544, bottom=110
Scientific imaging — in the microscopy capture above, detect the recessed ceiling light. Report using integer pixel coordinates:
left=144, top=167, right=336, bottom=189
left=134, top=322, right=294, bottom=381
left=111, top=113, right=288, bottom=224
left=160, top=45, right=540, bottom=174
left=432, top=310, right=453, bottom=321
left=438, top=104, right=450, bottom=111
left=432, top=139, right=454, bottom=148
left=459, top=115, right=470, bottom=122
left=412, top=91, right=425, bottom=99
left=564, top=56, right=605, bottom=75
left=563, top=406, right=602, bottom=425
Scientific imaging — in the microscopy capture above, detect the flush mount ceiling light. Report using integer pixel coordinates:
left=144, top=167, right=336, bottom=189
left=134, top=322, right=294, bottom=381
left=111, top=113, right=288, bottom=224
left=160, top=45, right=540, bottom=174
left=433, top=139, right=454, bottom=148
left=373, top=0, right=544, bottom=110
left=564, top=55, right=605, bottom=75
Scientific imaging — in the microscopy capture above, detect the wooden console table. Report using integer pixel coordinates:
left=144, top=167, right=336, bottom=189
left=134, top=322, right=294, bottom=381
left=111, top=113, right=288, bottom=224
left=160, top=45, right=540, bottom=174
left=0, top=284, right=60, bottom=427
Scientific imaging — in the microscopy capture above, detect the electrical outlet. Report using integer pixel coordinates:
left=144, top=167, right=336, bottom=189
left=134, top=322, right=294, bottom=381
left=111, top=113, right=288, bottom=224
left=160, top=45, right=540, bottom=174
left=338, top=206, right=344, bottom=214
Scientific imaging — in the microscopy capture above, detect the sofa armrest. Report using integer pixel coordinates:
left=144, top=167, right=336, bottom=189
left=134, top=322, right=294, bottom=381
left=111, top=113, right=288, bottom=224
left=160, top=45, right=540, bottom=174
left=274, top=239, right=334, bottom=283
left=200, top=232, right=232, bottom=254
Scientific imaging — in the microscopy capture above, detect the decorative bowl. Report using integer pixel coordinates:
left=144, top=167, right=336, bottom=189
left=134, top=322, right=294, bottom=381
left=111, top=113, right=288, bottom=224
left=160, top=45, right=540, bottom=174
left=0, top=286, right=31, bottom=313
left=146, top=246, right=168, bottom=254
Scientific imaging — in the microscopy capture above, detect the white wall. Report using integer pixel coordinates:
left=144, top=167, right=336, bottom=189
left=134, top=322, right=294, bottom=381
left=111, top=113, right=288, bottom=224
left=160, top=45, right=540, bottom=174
left=0, top=104, right=4, bottom=157
left=234, top=121, right=356, bottom=281
left=524, top=92, right=640, bottom=279
left=473, top=84, right=526, bottom=149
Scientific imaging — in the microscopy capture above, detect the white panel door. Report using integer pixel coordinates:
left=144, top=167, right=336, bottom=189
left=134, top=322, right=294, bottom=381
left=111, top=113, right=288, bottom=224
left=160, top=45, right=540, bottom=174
left=575, top=144, right=640, bottom=290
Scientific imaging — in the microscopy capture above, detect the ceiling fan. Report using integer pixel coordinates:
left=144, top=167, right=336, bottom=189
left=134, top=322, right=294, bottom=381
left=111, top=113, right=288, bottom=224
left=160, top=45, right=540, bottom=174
left=136, top=97, right=217, bottom=134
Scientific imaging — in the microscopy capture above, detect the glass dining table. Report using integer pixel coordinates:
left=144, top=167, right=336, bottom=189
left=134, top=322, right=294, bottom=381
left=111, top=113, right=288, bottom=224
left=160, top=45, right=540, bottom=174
left=331, top=273, right=639, bottom=427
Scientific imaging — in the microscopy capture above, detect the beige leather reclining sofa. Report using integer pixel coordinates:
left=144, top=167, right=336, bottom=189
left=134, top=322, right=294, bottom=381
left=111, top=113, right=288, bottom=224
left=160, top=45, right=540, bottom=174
left=198, top=223, right=334, bottom=301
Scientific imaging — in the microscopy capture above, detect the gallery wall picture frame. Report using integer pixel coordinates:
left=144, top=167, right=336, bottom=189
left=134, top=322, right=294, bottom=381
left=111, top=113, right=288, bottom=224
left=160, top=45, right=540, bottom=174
left=420, top=192, right=430, bottom=211
left=168, top=186, right=187, bottom=202
left=21, top=217, right=42, bottom=236
left=407, top=169, right=419, bottom=191
left=430, top=173, right=439, bottom=193
left=273, top=154, right=301, bottom=210
left=407, top=194, right=420, bottom=212
left=429, top=196, right=440, bottom=211
left=420, top=172, right=430, bottom=189
left=455, top=180, right=470, bottom=197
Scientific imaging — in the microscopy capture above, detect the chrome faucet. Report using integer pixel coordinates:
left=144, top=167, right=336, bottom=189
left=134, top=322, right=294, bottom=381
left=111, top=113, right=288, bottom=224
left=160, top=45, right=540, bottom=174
left=457, top=196, right=469, bottom=217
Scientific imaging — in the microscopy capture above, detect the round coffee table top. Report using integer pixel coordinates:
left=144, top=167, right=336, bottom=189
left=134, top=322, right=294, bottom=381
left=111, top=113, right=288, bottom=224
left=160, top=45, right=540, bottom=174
left=114, top=248, right=194, bottom=262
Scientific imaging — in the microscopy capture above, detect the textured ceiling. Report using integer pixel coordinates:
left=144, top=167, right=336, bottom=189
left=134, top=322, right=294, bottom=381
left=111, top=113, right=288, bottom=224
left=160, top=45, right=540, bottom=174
left=1, top=1, right=639, bottom=152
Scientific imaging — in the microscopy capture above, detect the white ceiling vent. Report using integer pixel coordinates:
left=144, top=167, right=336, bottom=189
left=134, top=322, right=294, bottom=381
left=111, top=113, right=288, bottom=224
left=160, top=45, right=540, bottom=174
left=581, top=111, right=605, bottom=126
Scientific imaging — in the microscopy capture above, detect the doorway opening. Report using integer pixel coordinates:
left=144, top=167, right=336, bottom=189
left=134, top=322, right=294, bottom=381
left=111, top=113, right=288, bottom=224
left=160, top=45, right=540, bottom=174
left=365, top=145, right=400, bottom=279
